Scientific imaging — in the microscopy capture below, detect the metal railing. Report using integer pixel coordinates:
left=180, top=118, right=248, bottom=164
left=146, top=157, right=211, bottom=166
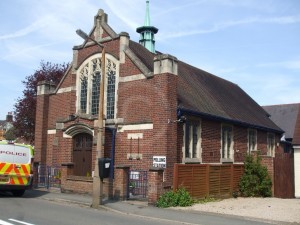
left=128, top=170, right=148, bottom=199
left=37, top=165, right=61, bottom=189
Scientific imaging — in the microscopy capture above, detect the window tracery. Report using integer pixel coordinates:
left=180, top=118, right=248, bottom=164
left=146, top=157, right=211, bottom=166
left=77, top=57, right=117, bottom=118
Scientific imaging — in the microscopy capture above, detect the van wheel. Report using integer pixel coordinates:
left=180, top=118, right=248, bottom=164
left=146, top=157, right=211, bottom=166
left=12, top=190, right=25, bottom=197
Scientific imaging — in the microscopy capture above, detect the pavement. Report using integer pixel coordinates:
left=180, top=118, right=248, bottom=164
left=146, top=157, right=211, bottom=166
left=25, top=188, right=298, bottom=225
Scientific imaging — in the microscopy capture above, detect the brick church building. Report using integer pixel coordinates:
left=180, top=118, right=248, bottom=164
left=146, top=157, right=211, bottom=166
left=35, top=2, right=283, bottom=201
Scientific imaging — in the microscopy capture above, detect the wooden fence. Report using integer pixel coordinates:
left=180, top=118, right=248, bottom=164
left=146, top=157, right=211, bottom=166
left=274, top=152, right=294, bottom=198
left=173, top=164, right=244, bottom=199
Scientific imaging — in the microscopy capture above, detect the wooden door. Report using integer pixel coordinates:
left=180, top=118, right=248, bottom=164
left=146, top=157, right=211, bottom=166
left=73, top=133, right=93, bottom=176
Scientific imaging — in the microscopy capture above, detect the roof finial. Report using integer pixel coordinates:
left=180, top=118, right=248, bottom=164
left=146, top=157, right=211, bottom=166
left=144, top=0, right=150, bottom=26
left=136, top=0, right=158, bottom=53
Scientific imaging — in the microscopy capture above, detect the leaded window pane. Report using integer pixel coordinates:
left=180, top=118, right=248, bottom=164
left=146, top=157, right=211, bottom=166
left=185, top=121, right=201, bottom=159
left=222, top=126, right=233, bottom=159
left=267, top=133, right=275, bottom=156
left=78, top=57, right=117, bottom=119
left=106, top=59, right=116, bottom=119
left=222, top=132, right=226, bottom=159
left=227, top=130, right=231, bottom=158
left=80, top=77, right=88, bottom=114
left=185, top=122, right=190, bottom=158
left=248, top=130, right=257, bottom=152
left=91, top=71, right=101, bottom=115
left=192, top=125, right=198, bottom=158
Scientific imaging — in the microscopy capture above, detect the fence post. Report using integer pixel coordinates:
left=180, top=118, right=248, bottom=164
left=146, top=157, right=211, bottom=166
left=206, top=164, right=209, bottom=197
left=230, top=164, right=234, bottom=195
left=173, top=164, right=178, bottom=191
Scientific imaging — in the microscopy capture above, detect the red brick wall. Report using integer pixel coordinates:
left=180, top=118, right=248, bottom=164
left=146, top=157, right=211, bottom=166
left=114, top=129, right=154, bottom=170
left=177, top=124, right=184, bottom=162
left=117, top=79, right=154, bottom=123
left=152, top=73, right=178, bottom=186
left=35, top=90, right=50, bottom=164
left=119, top=54, right=142, bottom=77
left=233, top=126, right=248, bottom=162
left=257, top=131, right=268, bottom=155
left=201, top=120, right=221, bottom=163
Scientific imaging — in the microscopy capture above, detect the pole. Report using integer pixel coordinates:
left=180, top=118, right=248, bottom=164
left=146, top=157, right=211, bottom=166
left=92, top=47, right=105, bottom=208
left=76, top=29, right=105, bottom=208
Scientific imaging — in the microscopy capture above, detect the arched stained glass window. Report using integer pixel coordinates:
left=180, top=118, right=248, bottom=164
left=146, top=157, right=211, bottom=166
left=78, top=56, right=117, bottom=119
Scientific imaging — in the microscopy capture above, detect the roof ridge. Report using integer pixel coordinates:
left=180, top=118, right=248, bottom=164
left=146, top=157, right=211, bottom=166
left=263, top=103, right=300, bottom=107
left=178, top=60, right=239, bottom=87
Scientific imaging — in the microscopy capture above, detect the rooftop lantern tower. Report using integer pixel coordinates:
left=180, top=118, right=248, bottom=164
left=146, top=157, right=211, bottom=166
left=136, top=0, right=158, bottom=53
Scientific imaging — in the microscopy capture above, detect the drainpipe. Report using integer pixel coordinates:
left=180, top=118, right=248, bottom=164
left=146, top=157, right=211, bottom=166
left=106, top=127, right=116, bottom=179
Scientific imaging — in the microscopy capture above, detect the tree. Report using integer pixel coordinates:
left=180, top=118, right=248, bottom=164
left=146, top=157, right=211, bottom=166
left=13, top=61, right=69, bottom=144
left=4, top=127, right=16, bottom=141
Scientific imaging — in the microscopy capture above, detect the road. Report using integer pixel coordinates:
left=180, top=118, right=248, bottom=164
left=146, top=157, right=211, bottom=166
left=0, top=190, right=276, bottom=225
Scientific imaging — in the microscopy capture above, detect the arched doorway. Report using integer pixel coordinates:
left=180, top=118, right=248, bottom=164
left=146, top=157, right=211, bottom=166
left=73, top=133, right=93, bottom=176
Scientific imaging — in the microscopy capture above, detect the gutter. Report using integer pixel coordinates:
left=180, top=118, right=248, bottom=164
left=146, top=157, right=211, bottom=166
left=177, top=107, right=283, bottom=134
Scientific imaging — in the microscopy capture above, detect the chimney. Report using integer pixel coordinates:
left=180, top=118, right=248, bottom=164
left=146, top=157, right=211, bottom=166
left=6, top=112, right=13, bottom=122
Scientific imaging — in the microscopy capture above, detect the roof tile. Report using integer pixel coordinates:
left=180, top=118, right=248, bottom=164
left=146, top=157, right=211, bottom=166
left=129, top=41, right=282, bottom=132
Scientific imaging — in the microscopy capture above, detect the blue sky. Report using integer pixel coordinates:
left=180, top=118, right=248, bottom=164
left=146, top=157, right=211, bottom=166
left=0, top=0, right=299, bottom=120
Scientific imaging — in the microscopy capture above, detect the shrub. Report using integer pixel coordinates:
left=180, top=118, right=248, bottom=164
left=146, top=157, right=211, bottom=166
left=194, top=196, right=218, bottom=204
left=239, top=154, right=272, bottom=197
left=156, top=187, right=193, bottom=208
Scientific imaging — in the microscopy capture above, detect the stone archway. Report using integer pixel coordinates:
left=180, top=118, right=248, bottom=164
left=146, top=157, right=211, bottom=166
left=64, top=123, right=94, bottom=177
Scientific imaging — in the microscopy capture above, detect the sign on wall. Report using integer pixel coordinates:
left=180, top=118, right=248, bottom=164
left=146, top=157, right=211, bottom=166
left=153, top=156, right=166, bottom=168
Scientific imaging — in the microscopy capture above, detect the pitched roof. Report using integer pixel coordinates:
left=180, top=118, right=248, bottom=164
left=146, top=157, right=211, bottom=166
left=129, top=41, right=282, bottom=133
left=129, top=41, right=155, bottom=71
left=177, top=62, right=282, bottom=132
left=263, top=103, right=300, bottom=141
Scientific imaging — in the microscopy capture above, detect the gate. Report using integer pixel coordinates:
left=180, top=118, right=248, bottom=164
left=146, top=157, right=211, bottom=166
left=37, top=165, right=61, bottom=189
left=274, top=152, right=294, bottom=198
left=128, top=170, right=148, bottom=199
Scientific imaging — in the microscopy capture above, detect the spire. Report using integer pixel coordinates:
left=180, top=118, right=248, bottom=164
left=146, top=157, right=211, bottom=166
left=144, top=0, right=150, bottom=26
left=136, top=0, right=158, bottom=53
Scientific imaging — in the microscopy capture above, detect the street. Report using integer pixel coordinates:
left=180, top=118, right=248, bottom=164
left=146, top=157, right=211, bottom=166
left=0, top=190, right=276, bottom=225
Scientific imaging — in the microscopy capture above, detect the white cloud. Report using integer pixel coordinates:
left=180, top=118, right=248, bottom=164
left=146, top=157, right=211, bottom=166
left=103, top=0, right=143, bottom=30
left=161, top=15, right=300, bottom=39
left=258, top=59, right=300, bottom=70
left=0, top=17, right=50, bottom=40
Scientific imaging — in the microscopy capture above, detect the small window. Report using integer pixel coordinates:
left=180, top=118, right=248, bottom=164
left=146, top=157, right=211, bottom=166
left=184, top=121, right=201, bottom=160
left=248, top=129, right=257, bottom=152
left=222, top=125, right=233, bottom=161
left=267, top=133, right=275, bottom=157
